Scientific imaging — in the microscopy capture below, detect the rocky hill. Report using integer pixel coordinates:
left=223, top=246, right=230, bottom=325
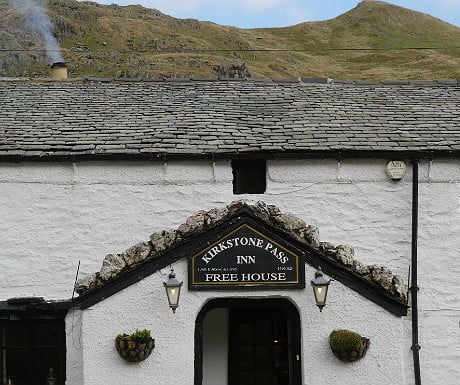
left=1, top=0, right=460, bottom=79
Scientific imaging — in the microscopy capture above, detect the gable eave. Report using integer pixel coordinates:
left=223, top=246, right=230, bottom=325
left=73, top=204, right=408, bottom=316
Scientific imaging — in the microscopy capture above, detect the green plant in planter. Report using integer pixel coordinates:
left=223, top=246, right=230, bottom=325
left=329, top=329, right=370, bottom=362
left=115, top=329, right=155, bottom=362
left=117, top=329, right=151, bottom=341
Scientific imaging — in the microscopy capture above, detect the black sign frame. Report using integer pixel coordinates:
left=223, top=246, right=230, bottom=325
left=189, top=221, right=305, bottom=290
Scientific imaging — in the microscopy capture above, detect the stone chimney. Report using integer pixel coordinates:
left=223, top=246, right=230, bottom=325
left=51, top=62, right=68, bottom=79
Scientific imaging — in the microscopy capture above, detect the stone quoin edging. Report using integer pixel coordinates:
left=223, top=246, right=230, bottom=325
left=75, top=201, right=408, bottom=303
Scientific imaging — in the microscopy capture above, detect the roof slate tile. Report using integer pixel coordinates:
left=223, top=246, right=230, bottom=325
left=1, top=79, right=460, bottom=159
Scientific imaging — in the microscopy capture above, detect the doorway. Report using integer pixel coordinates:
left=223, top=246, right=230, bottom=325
left=195, top=298, right=301, bottom=385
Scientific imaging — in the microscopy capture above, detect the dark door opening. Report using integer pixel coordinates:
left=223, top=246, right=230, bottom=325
left=229, top=306, right=292, bottom=385
left=195, top=298, right=301, bottom=385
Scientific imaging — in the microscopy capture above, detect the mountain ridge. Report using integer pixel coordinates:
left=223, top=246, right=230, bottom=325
left=1, top=0, right=460, bottom=79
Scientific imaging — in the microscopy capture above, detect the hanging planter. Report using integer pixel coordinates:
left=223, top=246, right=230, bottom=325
left=329, top=329, right=370, bottom=362
left=115, top=329, right=155, bottom=362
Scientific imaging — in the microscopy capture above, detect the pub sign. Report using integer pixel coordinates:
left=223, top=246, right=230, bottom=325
left=189, top=223, right=305, bottom=289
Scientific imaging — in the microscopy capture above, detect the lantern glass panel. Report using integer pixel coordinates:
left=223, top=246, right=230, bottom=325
left=313, top=284, right=328, bottom=305
left=166, top=285, right=181, bottom=307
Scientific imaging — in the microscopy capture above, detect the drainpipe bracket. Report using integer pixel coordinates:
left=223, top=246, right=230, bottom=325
left=411, top=344, right=421, bottom=351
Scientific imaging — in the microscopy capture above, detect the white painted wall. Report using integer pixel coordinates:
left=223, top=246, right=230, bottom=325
left=0, top=159, right=459, bottom=384
left=202, top=308, right=228, bottom=385
left=79, top=260, right=405, bottom=385
left=65, top=308, right=84, bottom=385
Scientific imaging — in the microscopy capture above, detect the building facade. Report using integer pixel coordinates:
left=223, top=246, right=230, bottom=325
left=0, top=78, right=459, bottom=385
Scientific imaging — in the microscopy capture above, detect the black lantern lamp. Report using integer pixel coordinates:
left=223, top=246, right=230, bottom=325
left=311, top=267, right=331, bottom=312
left=163, top=268, right=183, bottom=313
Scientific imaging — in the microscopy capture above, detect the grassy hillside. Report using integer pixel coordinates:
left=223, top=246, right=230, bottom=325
left=1, top=0, right=460, bottom=79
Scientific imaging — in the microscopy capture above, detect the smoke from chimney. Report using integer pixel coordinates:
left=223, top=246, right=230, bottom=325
left=7, top=0, right=64, bottom=64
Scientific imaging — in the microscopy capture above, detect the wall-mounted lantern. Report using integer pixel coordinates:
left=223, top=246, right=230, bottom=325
left=311, top=267, right=331, bottom=312
left=163, top=268, right=183, bottom=313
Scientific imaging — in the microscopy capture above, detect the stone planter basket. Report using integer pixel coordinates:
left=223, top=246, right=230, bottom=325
left=329, top=329, right=370, bottom=363
left=115, top=335, right=155, bottom=362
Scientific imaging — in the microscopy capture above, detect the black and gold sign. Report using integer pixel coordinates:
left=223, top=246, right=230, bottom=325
left=189, top=224, right=304, bottom=289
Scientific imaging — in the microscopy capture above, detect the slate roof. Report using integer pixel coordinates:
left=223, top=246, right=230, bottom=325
left=1, top=77, right=460, bottom=160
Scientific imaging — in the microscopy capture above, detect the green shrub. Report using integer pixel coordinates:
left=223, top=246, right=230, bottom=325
left=329, top=329, right=363, bottom=351
left=117, top=329, right=151, bottom=342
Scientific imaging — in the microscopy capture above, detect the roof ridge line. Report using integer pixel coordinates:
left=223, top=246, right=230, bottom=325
left=1, top=76, right=459, bottom=86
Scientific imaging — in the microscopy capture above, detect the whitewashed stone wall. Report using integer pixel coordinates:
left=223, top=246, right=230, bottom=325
left=1, top=159, right=459, bottom=384
left=65, top=308, right=83, bottom=385
left=78, top=260, right=404, bottom=385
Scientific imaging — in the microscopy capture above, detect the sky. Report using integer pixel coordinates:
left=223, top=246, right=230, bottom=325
left=77, top=0, right=460, bottom=28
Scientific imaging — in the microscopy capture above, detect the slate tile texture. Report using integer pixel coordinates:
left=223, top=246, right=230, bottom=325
left=1, top=78, right=460, bottom=159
